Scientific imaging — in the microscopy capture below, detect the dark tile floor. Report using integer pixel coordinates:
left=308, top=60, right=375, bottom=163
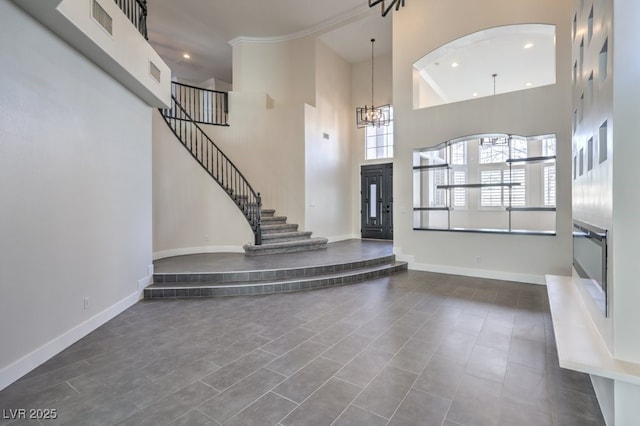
left=0, top=270, right=605, bottom=425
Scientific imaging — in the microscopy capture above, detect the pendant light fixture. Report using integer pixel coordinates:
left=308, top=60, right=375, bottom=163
left=356, top=38, right=390, bottom=128
left=368, top=0, right=406, bottom=17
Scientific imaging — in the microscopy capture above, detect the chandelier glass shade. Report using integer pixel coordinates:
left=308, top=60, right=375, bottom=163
left=356, top=38, right=390, bottom=128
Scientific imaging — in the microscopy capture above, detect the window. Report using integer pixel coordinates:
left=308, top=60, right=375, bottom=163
left=480, top=168, right=525, bottom=207
left=453, top=170, right=466, bottom=207
left=543, top=137, right=557, bottom=156
left=431, top=168, right=447, bottom=207
left=451, top=142, right=466, bottom=165
left=480, top=170, right=503, bottom=207
left=450, top=141, right=467, bottom=207
left=480, top=139, right=509, bottom=163
left=480, top=138, right=527, bottom=164
left=413, top=133, right=557, bottom=234
left=365, top=106, right=393, bottom=160
left=544, top=166, right=556, bottom=206
left=504, top=168, right=526, bottom=207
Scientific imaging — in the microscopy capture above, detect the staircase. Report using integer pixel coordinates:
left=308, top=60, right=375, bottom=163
left=244, top=209, right=328, bottom=256
left=160, top=82, right=328, bottom=254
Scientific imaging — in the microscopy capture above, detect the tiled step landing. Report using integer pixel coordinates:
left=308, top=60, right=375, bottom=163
left=144, top=255, right=407, bottom=299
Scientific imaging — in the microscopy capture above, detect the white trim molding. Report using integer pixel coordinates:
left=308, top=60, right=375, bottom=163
left=408, top=262, right=545, bottom=285
left=327, top=234, right=360, bottom=243
left=229, top=4, right=372, bottom=46
left=153, top=245, right=244, bottom=260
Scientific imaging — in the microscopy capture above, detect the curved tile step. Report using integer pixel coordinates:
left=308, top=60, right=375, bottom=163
left=144, top=261, right=408, bottom=299
left=152, top=254, right=397, bottom=284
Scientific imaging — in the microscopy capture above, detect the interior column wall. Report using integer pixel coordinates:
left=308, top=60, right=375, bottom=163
left=392, top=0, right=573, bottom=283
left=304, top=41, right=354, bottom=241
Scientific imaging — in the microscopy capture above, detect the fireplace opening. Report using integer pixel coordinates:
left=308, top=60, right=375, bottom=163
left=573, top=220, right=608, bottom=316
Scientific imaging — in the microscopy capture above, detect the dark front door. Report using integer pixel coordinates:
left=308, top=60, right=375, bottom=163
left=361, top=163, right=393, bottom=240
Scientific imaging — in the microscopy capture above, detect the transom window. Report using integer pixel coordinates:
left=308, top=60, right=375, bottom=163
left=365, top=106, right=394, bottom=160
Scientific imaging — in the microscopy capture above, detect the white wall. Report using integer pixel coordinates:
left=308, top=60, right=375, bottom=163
left=304, top=41, right=354, bottom=241
left=0, top=2, right=153, bottom=389
left=392, top=0, right=573, bottom=283
left=152, top=111, right=253, bottom=257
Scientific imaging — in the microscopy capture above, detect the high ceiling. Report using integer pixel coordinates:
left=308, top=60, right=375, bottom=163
left=146, top=0, right=392, bottom=84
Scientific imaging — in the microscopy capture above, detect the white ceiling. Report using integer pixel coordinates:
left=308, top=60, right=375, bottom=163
left=146, top=0, right=393, bottom=84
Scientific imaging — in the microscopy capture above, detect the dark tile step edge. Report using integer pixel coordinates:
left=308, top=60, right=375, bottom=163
left=144, top=262, right=408, bottom=299
left=262, top=231, right=312, bottom=240
left=260, top=235, right=314, bottom=243
left=150, top=259, right=402, bottom=288
left=243, top=237, right=328, bottom=252
left=153, top=254, right=397, bottom=284
left=243, top=241, right=328, bottom=256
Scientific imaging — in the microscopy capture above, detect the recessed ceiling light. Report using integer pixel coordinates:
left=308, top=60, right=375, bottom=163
left=451, top=62, right=459, bottom=68
left=524, top=43, right=534, bottom=49
left=525, top=82, right=533, bottom=87
left=183, top=53, right=191, bottom=59
left=473, top=92, right=478, bottom=97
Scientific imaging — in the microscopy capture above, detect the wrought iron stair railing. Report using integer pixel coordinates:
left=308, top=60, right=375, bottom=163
left=167, top=82, right=229, bottom=126
left=114, top=0, right=147, bottom=39
left=159, top=93, right=262, bottom=245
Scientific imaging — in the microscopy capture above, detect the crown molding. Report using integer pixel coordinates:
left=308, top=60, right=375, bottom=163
left=229, top=4, right=374, bottom=47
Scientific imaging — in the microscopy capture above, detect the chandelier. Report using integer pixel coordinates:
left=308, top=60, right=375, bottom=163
left=368, top=0, right=406, bottom=17
left=356, top=39, right=390, bottom=128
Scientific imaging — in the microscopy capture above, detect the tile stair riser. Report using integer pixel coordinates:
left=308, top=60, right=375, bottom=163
left=261, top=216, right=287, bottom=224
left=261, top=231, right=312, bottom=240
left=152, top=255, right=397, bottom=284
left=244, top=242, right=327, bottom=256
left=261, top=209, right=275, bottom=217
left=260, top=235, right=312, bottom=243
left=261, top=224, right=298, bottom=234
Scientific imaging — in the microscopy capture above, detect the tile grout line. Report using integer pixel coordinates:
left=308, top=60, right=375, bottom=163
left=329, top=304, right=437, bottom=424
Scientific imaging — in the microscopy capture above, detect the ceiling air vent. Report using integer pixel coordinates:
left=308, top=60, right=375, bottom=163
left=92, top=0, right=113, bottom=35
left=149, top=61, right=161, bottom=83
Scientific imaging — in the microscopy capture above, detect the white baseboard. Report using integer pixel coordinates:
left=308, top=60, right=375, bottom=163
left=408, top=261, right=545, bottom=285
left=393, top=245, right=545, bottom=285
left=327, top=234, right=359, bottom=243
left=0, top=290, right=142, bottom=391
left=153, top=245, right=244, bottom=260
